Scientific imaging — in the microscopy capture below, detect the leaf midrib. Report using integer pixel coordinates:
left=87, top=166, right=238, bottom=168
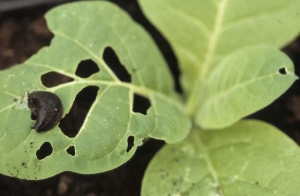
left=26, top=61, right=184, bottom=113
left=201, top=71, right=289, bottom=111
left=186, top=0, right=228, bottom=116
left=199, top=0, right=228, bottom=79
left=194, top=129, right=224, bottom=195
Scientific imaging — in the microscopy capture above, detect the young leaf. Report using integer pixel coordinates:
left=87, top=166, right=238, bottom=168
left=0, top=2, right=191, bottom=180
left=142, top=120, right=300, bottom=196
left=139, top=0, right=300, bottom=94
left=195, top=46, right=297, bottom=129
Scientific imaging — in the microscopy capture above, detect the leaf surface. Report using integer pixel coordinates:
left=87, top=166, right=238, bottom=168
left=139, top=0, right=300, bottom=128
left=142, top=120, right=300, bottom=196
left=0, top=2, right=191, bottom=180
left=139, top=0, right=300, bottom=93
left=195, top=46, right=297, bottom=129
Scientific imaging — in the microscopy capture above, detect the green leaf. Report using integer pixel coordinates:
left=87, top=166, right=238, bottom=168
left=139, top=0, right=299, bottom=128
left=0, top=2, right=191, bottom=180
left=195, top=46, right=297, bottom=129
left=139, top=0, right=300, bottom=94
left=142, top=120, right=300, bottom=196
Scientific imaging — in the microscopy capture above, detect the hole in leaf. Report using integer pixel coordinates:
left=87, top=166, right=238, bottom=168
left=59, top=86, right=99, bottom=138
left=41, top=72, right=74, bottom=88
left=126, top=136, right=134, bottom=152
left=103, top=47, right=131, bottom=82
left=118, top=1, right=182, bottom=93
left=75, top=59, right=100, bottom=78
left=133, top=94, right=151, bottom=115
left=279, top=67, right=287, bottom=75
left=66, top=146, right=75, bottom=156
left=36, top=142, right=53, bottom=160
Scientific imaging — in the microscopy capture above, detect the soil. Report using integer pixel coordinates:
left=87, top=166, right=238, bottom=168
left=0, top=1, right=300, bottom=196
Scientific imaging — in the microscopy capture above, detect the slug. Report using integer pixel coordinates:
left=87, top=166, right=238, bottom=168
left=28, top=91, right=63, bottom=132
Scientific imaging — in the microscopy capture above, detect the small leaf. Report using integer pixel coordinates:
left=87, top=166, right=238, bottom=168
left=0, top=2, right=191, bottom=180
left=142, top=120, right=300, bottom=196
left=195, top=46, right=297, bottom=129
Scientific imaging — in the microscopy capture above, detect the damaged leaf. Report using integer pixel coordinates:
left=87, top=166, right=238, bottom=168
left=0, top=2, right=191, bottom=180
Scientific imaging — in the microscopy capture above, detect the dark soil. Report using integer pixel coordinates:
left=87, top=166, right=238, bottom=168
left=0, top=0, right=300, bottom=196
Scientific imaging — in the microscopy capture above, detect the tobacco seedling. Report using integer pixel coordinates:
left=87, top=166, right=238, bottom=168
left=0, top=1, right=300, bottom=195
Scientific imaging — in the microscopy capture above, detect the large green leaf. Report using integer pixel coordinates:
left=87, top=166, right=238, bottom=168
left=142, top=120, right=300, bottom=196
left=139, top=0, right=300, bottom=125
left=139, top=0, right=300, bottom=94
left=139, top=0, right=300, bottom=92
left=0, top=2, right=191, bottom=180
left=195, top=46, right=297, bottom=129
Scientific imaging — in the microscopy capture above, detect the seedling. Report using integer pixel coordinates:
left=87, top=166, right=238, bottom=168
left=0, top=1, right=300, bottom=195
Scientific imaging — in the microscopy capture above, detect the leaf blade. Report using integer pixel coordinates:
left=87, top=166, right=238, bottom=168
left=139, top=0, right=300, bottom=94
left=0, top=1, right=191, bottom=179
left=142, top=120, right=300, bottom=196
left=195, top=46, right=297, bottom=129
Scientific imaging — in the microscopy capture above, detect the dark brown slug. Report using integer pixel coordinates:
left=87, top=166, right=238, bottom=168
left=28, top=91, right=63, bottom=132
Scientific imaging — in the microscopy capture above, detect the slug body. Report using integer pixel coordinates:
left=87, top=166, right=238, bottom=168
left=28, top=91, right=63, bottom=132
